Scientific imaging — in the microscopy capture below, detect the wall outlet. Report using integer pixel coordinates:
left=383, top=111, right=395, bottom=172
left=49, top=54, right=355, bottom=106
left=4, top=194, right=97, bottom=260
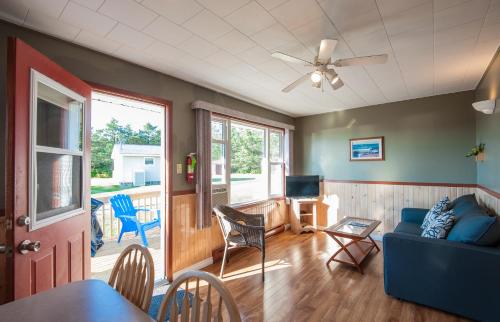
left=176, top=163, right=183, bottom=174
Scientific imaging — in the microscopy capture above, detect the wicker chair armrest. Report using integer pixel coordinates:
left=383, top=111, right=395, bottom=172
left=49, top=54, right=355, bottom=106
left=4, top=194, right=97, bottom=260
left=222, top=215, right=264, bottom=232
left=239, top=213, right=265, bottom=226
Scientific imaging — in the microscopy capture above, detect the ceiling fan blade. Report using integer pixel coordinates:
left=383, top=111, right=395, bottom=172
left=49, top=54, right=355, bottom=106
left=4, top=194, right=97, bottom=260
left=271, top=52, right=312, bottom=65
left=332, top=54, right=388, bottom=67
left=282, top=73, right=312, bottom=93
left=317, top=39, right=337, bottom=64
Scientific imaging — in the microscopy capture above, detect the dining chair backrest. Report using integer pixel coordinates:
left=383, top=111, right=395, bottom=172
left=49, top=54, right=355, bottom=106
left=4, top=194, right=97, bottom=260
left=108, top=244, right=155, bottom=312
left=156, top=270, right=241, bottom=322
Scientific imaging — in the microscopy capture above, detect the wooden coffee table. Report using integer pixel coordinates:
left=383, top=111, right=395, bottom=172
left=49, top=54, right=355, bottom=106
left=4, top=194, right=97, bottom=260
left=324, top=217, right=381, bottom=274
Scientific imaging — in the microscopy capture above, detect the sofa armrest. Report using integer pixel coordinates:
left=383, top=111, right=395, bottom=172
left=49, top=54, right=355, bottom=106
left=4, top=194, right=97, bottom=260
left=401, top=208, right=428, bottom=225
left=383, top=233, right=500, bottom=321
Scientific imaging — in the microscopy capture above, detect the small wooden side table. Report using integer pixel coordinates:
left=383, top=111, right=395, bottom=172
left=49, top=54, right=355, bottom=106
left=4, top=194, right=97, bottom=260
left=324, top=217, right=381, bottom=274
left=289, top=198, right=318, bottom=234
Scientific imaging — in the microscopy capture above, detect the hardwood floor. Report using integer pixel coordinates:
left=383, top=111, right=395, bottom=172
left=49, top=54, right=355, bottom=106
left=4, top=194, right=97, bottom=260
left=201, top=231, right=469, bottom=322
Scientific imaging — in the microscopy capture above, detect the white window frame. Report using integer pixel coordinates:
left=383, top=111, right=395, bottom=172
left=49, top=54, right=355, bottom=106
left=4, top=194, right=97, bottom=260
left=29, top=69, right=87, bottom=231
left=144, top=157, right=155, bottom=165
left=269, top=129, right=284, bottom=198
left=211, top=116, right=285, bottom=206
left=211, top=117, right=230, bottom=193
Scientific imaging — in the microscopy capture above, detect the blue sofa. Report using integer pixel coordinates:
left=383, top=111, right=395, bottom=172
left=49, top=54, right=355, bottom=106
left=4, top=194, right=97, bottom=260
left=383, top=196, right=500, bottom=322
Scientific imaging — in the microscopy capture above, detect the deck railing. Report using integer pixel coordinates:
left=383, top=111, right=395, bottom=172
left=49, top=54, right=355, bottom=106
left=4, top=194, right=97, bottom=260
left=92, top=189, right=162, bottom=240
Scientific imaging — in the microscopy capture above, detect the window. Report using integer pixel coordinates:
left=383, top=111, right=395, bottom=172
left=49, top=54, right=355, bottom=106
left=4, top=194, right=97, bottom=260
left=30, top=70, right=85, bottom=230
left=144, top=157, right=154, bottom=165
left=269, top=130, right=284, bottom=196
left=211, top=119, right=227, bottom=185
left=211, top=117, right=284, bottom=205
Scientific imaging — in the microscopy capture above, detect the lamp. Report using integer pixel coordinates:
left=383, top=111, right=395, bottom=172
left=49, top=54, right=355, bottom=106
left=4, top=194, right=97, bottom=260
left=310, top=71, right=322, bottom=83
left=472, top=99, right=496, bottom=114
left=325, top=70, right=339, bottom=84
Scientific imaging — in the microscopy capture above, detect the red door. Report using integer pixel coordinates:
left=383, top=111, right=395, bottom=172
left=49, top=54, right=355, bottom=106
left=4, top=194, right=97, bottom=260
left=4, top=38, right=91, bottom=300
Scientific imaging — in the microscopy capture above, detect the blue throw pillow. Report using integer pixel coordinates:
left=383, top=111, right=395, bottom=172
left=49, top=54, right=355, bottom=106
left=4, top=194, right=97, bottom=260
left=422, top=210, right=455, bottom=239
left=421, top=196, right=449, bottom=230
left=448, top=215, right=500, bottom=246
left=448, top=194, right=481, bottom=218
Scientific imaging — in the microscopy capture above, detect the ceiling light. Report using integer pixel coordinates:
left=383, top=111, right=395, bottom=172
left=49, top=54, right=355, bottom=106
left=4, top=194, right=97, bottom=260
left=325, top=69, right=339, bottom=84
left=472, top=99, right=496, bottom=114
left=310, top=71, right=322, bottom=83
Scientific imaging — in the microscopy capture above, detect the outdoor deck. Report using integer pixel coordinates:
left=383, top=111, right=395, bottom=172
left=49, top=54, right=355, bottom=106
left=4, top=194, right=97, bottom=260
left=90, top=186, right=163, bottom=281
left=91, top=227, right=162, bottom=281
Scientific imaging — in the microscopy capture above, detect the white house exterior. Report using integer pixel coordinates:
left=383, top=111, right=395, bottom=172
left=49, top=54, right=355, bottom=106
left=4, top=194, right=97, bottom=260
left=111, top=144, right=161, bottom=186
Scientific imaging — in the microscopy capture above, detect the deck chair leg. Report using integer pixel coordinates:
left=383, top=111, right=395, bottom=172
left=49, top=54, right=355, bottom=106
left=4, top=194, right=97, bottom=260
left=117, top=229, right=125, bottom=243
left=138, top=227, right=149, bottom=247
left=220, top=243, right=229, bottom=279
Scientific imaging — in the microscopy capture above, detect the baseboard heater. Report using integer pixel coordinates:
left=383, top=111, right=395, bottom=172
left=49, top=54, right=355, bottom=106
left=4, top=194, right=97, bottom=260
left=212, top=224, right=285, bottom=262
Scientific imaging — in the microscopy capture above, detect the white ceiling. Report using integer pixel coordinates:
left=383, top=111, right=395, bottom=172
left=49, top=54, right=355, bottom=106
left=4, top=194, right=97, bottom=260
left=1, top=0, right=499, bottom=116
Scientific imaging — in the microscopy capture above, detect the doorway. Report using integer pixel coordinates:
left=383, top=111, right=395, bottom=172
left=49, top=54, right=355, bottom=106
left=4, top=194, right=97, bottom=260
left=89, top=87, right=170, bottom=282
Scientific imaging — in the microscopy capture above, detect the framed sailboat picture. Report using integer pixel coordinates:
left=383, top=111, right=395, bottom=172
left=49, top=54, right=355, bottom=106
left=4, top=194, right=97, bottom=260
left=350, top=137, right=384, bottom=161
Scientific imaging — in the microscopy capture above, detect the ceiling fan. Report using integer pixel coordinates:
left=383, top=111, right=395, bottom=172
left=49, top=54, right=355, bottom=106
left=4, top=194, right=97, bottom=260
left=271, top=39, right=388, bottom=93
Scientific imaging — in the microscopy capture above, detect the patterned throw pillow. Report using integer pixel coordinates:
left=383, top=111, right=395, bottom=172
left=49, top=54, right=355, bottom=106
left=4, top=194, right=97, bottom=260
left=421, top=196, right=450, bottom=230
left=422, top=210, right=456, bottom=239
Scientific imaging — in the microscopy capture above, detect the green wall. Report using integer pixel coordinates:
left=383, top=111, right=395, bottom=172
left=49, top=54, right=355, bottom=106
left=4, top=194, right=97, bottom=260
left=0, top=21, right=294, bottom=210
left=474, top=48, right=500, bottom=192
left=294, top=91, right=478, bottom=184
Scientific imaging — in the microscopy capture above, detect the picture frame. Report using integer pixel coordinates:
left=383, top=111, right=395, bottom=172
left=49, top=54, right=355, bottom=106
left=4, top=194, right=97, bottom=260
left=350, top=136, right=384, bottom=161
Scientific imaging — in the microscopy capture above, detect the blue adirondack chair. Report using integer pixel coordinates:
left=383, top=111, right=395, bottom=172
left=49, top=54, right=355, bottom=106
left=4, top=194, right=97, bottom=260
left=109, top=194, right=161, bottom=247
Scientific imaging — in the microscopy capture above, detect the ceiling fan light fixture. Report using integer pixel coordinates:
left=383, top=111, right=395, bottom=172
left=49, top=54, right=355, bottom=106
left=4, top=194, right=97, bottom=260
left=310, top=71, right=322, bottom=83
left=331, top=75, right=339, bottom=85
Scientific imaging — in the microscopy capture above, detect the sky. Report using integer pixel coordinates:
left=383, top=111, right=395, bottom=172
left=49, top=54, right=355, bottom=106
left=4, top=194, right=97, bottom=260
left=91, top=92, right=164, bottom=131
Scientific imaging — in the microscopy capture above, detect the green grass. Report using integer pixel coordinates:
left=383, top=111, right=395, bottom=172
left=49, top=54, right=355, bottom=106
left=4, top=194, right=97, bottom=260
left=91, top=185, right=125, bottom=194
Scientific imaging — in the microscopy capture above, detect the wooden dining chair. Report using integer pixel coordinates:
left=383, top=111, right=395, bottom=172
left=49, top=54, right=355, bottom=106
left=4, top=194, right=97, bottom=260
left=156, top=270, right=241, bottom=322
left=108, top=244, right=155, bottom=312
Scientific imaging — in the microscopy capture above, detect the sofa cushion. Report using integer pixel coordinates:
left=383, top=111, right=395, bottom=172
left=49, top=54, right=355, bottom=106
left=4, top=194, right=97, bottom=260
left=422, top=210, right=456, bottom=239
left=449, top=194, right=481, bottom=218
left=394, top=222, right=423, bottom=236
left=421, top=196, right=449, bottom=230
left=448, top=214, right=500, bottom=246
left=482, top=217, right=500, bottom=246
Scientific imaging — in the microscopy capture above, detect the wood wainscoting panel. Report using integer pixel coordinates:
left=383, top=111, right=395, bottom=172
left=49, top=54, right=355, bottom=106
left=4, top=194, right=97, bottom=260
left=476, top=187, right=500, bottom=215
left=172, top=194, right=224, bottom=273
left=317, top=182, right=481, bottom=235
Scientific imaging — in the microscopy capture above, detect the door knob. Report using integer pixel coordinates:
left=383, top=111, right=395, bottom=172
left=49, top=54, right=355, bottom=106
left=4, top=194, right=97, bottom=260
left=17, top=216, right=30, bottom=227
left=18, top=240, right=41, bottom=254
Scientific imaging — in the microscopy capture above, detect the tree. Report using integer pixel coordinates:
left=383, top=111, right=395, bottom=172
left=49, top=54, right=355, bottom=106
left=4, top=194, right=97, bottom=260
left=230, top=126, right=264, bottom=174
left=91, top=120, right=161, bottom=178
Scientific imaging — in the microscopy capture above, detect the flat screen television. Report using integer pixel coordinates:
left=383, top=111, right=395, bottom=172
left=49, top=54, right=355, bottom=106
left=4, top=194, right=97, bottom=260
left=285, top=175, right=320, bottom=198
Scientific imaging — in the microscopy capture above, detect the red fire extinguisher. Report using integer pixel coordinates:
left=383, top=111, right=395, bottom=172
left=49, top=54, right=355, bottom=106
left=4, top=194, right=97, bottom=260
left=186, top=153, right=196, bottom=184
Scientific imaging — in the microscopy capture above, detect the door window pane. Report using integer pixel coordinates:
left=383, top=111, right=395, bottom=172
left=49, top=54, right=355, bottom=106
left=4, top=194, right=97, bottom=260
left=36, top=153, right=82, bottom=221
left=230, top=123, right=266, bottom=204
left=212, top=143, right=226, bottom=184
left=270, top=163, right=283, bottom=195
left=30, top=71, right=86, bottom=230
left=37, top=82, right=83, bottom=151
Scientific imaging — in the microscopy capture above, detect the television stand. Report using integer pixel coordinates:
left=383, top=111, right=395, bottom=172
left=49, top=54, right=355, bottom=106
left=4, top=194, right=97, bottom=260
left=289, top=197, right=318, bottom=234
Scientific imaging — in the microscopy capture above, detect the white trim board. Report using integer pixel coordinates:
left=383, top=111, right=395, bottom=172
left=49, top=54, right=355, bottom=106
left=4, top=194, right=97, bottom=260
left=192, top=100, right=295, bottom=130
left=172, top=257, right=214, bottom=280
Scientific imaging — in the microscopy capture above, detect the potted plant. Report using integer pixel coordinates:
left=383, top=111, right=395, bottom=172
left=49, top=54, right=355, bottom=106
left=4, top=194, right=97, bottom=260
left=465, top=143, right=485, bottom=161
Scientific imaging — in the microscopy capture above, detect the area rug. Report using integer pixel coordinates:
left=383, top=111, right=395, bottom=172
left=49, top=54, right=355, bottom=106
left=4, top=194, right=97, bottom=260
left=149, top=290, right=193, bottom=321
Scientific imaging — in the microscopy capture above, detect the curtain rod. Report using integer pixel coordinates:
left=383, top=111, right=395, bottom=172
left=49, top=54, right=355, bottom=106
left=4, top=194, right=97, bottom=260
left=191, top=100, right=295, bottom=130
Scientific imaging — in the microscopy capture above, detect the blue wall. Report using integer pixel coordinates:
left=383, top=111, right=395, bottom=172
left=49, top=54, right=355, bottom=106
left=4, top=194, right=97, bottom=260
left=475, top=48, right=500, bottom=192
left=294, top=91, right=478, bottom=184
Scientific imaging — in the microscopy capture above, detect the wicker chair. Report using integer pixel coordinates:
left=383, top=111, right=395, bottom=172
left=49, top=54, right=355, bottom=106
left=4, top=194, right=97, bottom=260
left=213, top=205, right=266, bottom=281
